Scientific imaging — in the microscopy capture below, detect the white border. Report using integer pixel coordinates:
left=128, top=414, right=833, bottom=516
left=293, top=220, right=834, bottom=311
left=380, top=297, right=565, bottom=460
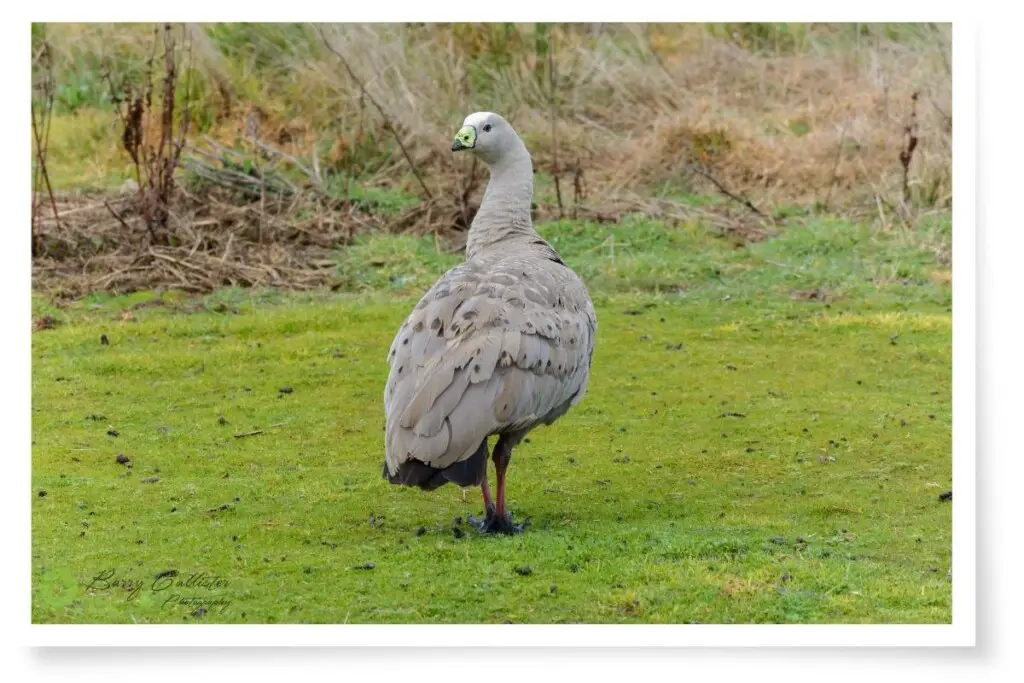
left=28, top=624, right=971, bottom=647
left=9, top=1, right=977, bottom=659
left=949, top=20, right=976, bottom=644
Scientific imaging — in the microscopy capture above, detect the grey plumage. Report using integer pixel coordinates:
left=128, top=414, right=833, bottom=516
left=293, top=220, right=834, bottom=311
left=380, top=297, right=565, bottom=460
left=382, top=112, right=596, bottom=529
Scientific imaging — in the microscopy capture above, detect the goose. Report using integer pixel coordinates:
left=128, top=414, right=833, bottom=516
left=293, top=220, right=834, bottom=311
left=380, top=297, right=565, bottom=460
left=382, top=112, right=597, bottom=534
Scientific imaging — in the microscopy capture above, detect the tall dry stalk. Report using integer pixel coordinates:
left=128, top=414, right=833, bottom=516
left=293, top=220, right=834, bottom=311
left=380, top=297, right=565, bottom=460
left=104, top=24, right=194, bottom=244
left=541, top=24, right=565, bottom=220
left=31, top=30, right=61, bottom=255
left=899, top=91, right=920, bottom=206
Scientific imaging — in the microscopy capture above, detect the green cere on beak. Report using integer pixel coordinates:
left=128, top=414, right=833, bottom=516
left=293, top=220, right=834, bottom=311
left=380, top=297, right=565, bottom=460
left=452, top=125, right=477, bottom=151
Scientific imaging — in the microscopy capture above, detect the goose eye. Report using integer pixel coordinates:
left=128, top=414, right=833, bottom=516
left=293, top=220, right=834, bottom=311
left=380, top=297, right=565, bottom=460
left=483, top=124, right=492, bottom=132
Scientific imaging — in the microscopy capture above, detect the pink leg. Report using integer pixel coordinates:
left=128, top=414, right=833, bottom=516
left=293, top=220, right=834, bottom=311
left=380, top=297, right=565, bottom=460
left=480, top=471, right=494, bottom=511
left=495, top=447, right=510, bottom=518
left=470, top=435, right=526, bottom=534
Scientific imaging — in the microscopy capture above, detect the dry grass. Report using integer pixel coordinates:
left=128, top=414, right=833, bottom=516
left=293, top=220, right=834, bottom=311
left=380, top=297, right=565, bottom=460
left=31, top=184, right=771, bottom=298
left=32, top=22, right=952, bottom=295
left=250, top=23, right=951, bottom=209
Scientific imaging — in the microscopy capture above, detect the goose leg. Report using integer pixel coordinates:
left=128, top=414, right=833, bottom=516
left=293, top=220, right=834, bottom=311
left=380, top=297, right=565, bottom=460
left=484, top=474, right=495, bottom=508
left=470, top=434, right=528, bottom=534
left=470, top=472, right=495, bottom=516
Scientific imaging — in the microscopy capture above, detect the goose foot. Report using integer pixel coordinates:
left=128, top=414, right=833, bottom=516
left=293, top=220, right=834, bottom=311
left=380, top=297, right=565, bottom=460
left=468, top=506, right=528, bottom=534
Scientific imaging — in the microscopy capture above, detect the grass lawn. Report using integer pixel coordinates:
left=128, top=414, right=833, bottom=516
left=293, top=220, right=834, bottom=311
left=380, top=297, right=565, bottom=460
left=31, top=215, right=952, bottom=624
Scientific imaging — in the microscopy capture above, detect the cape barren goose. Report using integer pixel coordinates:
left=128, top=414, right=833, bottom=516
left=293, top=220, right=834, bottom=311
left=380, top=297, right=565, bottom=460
left=382, top=112, right=597, bottom=534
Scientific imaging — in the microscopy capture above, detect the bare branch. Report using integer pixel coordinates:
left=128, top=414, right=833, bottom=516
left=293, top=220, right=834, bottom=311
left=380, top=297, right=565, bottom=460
left=822, top=114, right=851, bottom=212
left=31, top=35, right=61, bottom=244
left=571, top=157, right=585, bottom=221
left=687, top=163, right=766, bottom=219
left=314, top=24, right=433, bottom=200
left=546, top=27, right=564, bottom=220
left=103, top=200, right=134, bottom=233
left=899, top=92, right=920, bottom=205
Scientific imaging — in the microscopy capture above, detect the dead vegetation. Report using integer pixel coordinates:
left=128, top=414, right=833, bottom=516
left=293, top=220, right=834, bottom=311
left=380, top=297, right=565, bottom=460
left=31, top=29, right=60, bottom=256
left=31, top=23, right=952, bottom=296
left=102, top=24, right=193, bottom=244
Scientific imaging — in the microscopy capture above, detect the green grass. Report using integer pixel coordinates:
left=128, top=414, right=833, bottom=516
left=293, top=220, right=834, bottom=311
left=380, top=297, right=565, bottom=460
left=40, top=109, right=134, bottom=190
left=333, top=213, right=951, bottom=305
left=31, top=216, right=952, bottom=624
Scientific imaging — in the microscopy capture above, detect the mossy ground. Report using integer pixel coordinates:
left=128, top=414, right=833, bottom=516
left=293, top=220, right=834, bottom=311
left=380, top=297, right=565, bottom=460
left=32, top=214, right=952, bottom=624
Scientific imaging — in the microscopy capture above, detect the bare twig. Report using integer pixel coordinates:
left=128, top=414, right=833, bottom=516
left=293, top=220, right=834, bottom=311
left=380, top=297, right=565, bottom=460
left=311, top=145, right=323, bottom=188
left=184, top=137, right=301, bottom=199
left=546, top=30, right=564, bottom=220
left=572, top=156, right=585, bottom=221
left=314, top=24, right=433, bottom=200
left=642, top=23, right=676, bottom=85
left=233, top=430, right=265, bottom=439
left=687, top=163, right=766, bottom=219
left=927, top=94, right=951, bottom=126
left=103, top=200, right=134, bottom=233
left=251, top=138, right=324, bottom=194
left=899, top=92, right=920, bottom=205
left=932, top=24, right=952, bottom=77
left=822, top=115, right=851, bottom=211
left=31, top=35, right=61, bottom=247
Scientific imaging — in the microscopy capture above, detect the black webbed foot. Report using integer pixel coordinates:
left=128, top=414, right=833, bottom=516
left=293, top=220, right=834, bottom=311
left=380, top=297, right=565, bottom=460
left=468, top=505, right=528, bottom=535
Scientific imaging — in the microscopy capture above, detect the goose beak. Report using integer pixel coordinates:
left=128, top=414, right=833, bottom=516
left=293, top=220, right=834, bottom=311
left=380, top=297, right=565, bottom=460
left=452, top=125, right=476, bottom=152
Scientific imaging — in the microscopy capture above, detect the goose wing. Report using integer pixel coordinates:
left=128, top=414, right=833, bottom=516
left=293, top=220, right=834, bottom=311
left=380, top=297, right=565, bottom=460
left=383, top=255, right=596, bottom=478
